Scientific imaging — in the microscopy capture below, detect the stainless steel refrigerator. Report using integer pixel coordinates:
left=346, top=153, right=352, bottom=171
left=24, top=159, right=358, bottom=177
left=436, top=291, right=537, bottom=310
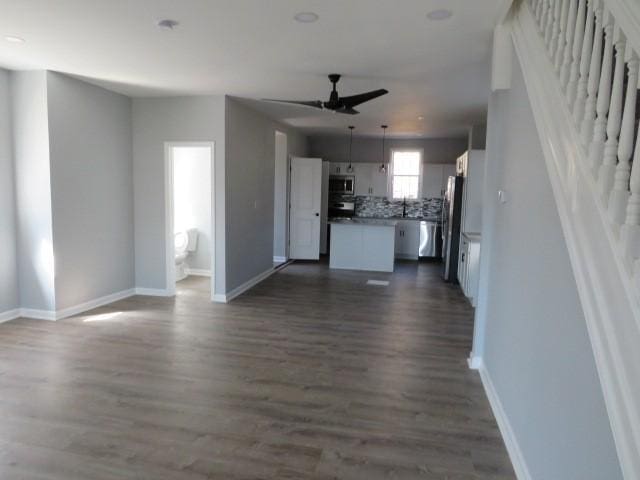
left=442, top=175, right=464, bottom=282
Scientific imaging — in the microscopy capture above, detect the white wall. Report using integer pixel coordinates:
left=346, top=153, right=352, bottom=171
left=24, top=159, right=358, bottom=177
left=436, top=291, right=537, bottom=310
left=224, top=97, right=307, bottom=291
left=11, top=71, right=55, bottom=312
left=0, top=69, right=18, bottom=315
left=474, top=49, right=623, bottom=479
left=132, top=96, right=226, bottom=294
left=46, top=72, right=134, bottom=310
left=273, top=131, right=287, bottom=260
left=309, top=135, right=466, bottom=165
left=173, top=146, right=212, bottom=272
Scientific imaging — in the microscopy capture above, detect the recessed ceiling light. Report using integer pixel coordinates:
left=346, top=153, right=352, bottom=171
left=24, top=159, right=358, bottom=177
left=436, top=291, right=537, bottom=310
left=427, top=9, right=453, bottom=21
left=294, top=12, right=319, bottom=23
left=157, top=19, right=179, bottom=30
left=418, top=116, right=425, bottom=120
left=4, top=35, right=25, bottom=43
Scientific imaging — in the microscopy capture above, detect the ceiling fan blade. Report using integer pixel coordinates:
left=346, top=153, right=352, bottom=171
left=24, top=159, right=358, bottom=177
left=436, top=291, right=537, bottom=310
left=261, top=99, right=323, bottom=109
left=340, top=89, right=389, bottom=108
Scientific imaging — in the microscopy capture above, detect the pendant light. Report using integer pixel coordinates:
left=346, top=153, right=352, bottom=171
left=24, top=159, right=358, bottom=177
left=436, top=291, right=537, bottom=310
left=346, top=125, right=355, bottom=173
left=379, top=125, right=388, bottom=173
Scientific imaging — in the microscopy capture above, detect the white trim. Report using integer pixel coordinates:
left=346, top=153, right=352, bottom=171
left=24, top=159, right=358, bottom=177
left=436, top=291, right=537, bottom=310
left=273, top=256, right=287, bottom=263
left=467, top=355, right=483, bottom=370
left=0, top=308, right=21, bottom=324
left=389, top=148, right=424, bottom=200
left=134, top=287, right=173, bottom=297
left=510, top=6, right=640, bottom=478
left=164, top=141, right=215, bottom=299
left=20, top=309, right=56, bottom=321
left=184, top=268, right=211, bottom=277
left=213, top=267, right=278, bottom=303
left=477, top=360, right=533, bottom=480
left=54, top=288, right=136, bottom=320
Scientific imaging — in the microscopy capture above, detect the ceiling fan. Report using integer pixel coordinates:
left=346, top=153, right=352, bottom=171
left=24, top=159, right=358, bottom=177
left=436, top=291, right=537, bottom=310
left=263, top=74, right=388, bottom=115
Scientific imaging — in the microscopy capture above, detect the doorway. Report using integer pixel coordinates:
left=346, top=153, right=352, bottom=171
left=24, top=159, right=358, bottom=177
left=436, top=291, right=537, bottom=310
left=165, top=142, right=214, bottom=297
left=273, top=131, right=288, bottom=266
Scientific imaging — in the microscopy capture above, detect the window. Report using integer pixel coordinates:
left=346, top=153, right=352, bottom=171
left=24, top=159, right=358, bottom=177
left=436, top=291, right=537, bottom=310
left=390, top=149, right=422, bottom=199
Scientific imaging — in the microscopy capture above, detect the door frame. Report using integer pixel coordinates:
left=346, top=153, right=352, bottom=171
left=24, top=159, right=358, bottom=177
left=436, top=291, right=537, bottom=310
left=164, top=141, right=215, bottom=297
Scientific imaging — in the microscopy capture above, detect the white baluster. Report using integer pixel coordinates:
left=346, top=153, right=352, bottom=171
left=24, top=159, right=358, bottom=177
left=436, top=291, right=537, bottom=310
left=567, top=0, right=587, bottom=107
left=545, top=0, right=556, bottom=49
left=561, top=0, right=578, bottom=89
left=621, top=135, right=640, bottom=259
left=588, top=19, right=614, bottom=174
left=537, top=0, right=547, bottom=29
left=598, top=34, right=627, bottom=202
left=555, top=0, right=571, bottom=72
left=580, top=5, right=604, bottom=146
left=549, top=0, right=563, bottom=58
left=609, top=53, right=639, bottom=225
left=573, top=0, right=594, bottom=124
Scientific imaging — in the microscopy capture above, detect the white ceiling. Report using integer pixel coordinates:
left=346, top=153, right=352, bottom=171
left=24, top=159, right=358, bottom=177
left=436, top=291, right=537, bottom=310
left=0, top=0, right=506, bottom=137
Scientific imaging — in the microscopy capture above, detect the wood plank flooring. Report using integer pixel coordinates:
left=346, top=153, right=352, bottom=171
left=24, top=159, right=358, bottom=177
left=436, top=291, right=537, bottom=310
left=0, top=260, right=515, bottom=479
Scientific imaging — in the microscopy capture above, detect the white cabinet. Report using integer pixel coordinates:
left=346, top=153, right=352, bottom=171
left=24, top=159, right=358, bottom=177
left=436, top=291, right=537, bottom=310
left=354, top=164, right=373, bottom=196
left=331, top=163, right=388, bottom=196
left=423, top=163, right=457, bottom=198
left=458, top=150, right=485, bottom=234
left=371, top=168, right=388, bottom=196
left=329, top=162, right=351, bottom=175
left=394, top=220, right=420, bottom=259
left=458, top=233, right=481, bottom=306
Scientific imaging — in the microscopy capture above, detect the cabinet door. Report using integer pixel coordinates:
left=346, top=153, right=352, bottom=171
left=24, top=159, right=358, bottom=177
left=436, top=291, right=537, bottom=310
left=467, top=241, right=481, bottom=305
left=371, top=167, right=388, bottom=197
left=330, top=162, right=350, bottom=174
left=394, top=225, right=404, bottom=254
left=458, top=238, right=469, bottom=287
left=422, top=164, right=444, bottom=199
left=354, top=164, right=372, bottom=196
left=403, top=222, right=420, bottom=259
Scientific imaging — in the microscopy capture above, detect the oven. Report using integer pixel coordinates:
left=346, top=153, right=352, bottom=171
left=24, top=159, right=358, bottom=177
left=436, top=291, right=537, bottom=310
left=328, top=201, right=355, bottom=219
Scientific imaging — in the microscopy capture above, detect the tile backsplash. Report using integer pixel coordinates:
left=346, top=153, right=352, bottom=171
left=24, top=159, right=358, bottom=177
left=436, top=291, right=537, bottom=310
left=331, top=194, right=443, bottom=220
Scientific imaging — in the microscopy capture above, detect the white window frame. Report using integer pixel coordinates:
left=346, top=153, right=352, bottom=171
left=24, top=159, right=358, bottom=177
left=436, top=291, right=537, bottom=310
left=388, top=148, right=423, bottom=200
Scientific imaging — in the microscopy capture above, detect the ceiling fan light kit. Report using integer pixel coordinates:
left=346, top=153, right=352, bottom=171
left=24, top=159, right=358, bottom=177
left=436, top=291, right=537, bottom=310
left=263, top=74, right=388, bottom=115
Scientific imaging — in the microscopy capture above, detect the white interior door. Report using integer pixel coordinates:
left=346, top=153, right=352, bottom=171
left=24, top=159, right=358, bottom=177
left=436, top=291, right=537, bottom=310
left=289, top=157, right=322, bottom=260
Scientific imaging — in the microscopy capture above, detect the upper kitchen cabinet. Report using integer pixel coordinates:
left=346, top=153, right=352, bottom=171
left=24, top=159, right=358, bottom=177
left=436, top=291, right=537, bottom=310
left=458, top=150, right=485, bottom=234
left=423, top=164, right=456, bottom=198
left=370, top=167, right=388, bottom=197
left=329, top=162, right=351, bottom=175
left=332, top=163, right=388, bottom=196
left=354, top=164, right=373, bottom=196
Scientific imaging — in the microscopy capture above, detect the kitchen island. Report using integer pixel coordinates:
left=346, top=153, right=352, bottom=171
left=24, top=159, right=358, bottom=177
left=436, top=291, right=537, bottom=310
left=329, top=218, right=397, bottom=272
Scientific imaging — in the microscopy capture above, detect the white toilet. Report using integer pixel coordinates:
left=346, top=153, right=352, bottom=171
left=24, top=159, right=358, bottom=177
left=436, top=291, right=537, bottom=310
left=174, top=228, right=198, bottom=282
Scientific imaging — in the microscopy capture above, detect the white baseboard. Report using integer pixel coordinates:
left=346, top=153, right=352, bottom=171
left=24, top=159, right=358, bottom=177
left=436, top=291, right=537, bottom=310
left=55, top=288, right=136, bottom=320
left=467, top=355, right=483, bottom=370
left=19, top=308, right=56, bottom=321
left=185, top=268, right=211, bottom=277
left=213, top=266, right=278, bottom=303
left=134, top=288, right=173, bottom=297
left=273, top=256, right=287, bottom=263
left=477, top=360, right=532, bottom=480
left=0, top=308, right=22, bottom=324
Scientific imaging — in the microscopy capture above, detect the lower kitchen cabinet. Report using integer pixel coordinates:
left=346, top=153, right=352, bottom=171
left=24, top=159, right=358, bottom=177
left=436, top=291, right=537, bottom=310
left=395, top=220, right=420, bottom=260
left=458, top=232, right=481, bottom=306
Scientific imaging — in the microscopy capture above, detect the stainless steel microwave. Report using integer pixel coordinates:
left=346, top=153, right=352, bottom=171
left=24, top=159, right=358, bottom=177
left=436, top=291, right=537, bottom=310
left=329, top=175, right=355, bottom=195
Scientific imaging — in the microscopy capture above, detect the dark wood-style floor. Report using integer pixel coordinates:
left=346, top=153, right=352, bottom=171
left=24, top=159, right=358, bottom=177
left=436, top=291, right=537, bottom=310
left=0, top=260, right=515, bottom=479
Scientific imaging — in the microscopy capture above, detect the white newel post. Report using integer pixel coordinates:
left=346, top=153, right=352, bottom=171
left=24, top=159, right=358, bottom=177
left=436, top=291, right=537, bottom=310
left=573, top=0, right=594, bottom=125
left=598, top=34, right=626, bottom=201
left=549, top=0, right=563, bottom=58
left=609, top=53, right=639, bottom=226
left=581, top=4, right=604, bottom=147
left=555, top=0, right=571, bottom=71
left=588, top=20, right=614, bottom=174
left=561, top=0, right=578, bottom=89
left=567, top=0, right=587, bottom=108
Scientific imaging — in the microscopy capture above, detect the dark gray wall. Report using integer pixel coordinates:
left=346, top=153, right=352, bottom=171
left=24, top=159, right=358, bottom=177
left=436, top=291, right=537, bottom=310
left=47, top=72, right=134, bottom=310
left=477, top=49, right=622, bottom=479
left=225, top=97, right=307, bottom=291
left=309, top=135, right=466, bottom=165
left=0, top=69, right=18, bottom=315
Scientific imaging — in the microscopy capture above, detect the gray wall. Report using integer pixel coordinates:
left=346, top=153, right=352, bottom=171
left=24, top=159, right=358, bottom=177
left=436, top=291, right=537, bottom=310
left=11, top=71, right=56, bottom=312
left=132, top=95, right=226, bottom=294
left=46, top=72, right=134, bottom=310
left=0, top=69, right=18, bottom=314
left=476, top=49, right=622, bottom=479
left=225, top=97, right=307, bottom=291
left=309, top=135, right=466, bottom=165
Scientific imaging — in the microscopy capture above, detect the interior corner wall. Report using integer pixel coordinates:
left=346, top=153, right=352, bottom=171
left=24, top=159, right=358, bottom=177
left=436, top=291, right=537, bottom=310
left=0, top=69, right=18, bottom=314
left=308, top=136, right=466, bottom=165
left=10, top=70, right=55, bottom=312
left=224, top=97, right=308, bottom=292
left=475, top=46, right=623, bottom=479
left=132, top=95, right=226, bottom=295
left=46, top=72, right=134, bottom=310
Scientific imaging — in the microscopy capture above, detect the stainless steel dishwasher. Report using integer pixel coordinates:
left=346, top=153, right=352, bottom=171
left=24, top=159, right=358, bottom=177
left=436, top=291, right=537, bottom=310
left=419, top=221, right=440, bottom=257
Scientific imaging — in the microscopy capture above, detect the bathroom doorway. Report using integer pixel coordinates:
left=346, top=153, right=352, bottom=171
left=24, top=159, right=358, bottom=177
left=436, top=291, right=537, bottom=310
left=165, top=142, right=214, bottom=297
